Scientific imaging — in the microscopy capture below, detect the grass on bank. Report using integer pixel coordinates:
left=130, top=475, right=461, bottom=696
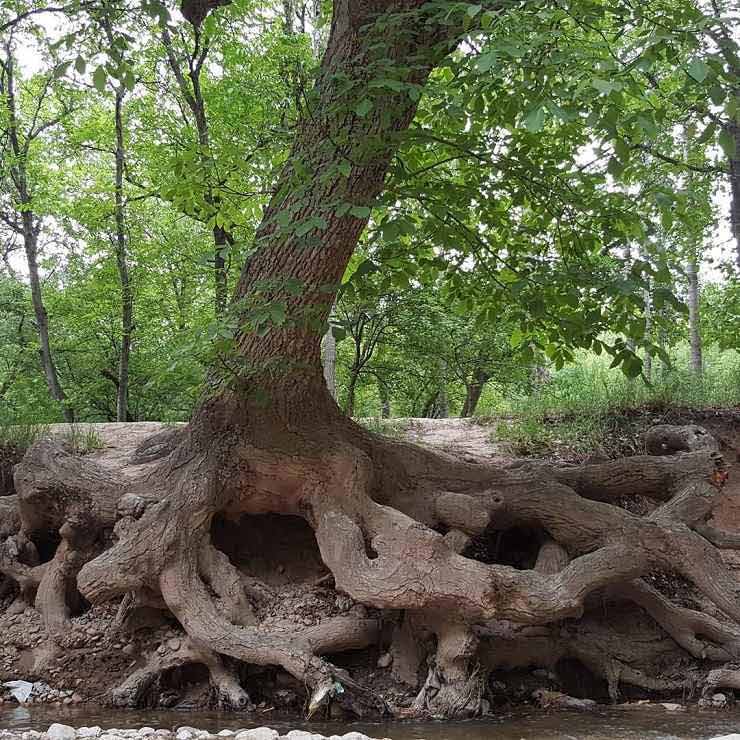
left=479, top=345, right=740, bottom=461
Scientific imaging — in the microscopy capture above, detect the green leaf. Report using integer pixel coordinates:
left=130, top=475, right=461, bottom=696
left=623, top=355, right=643, bottom=379
left=591, top=78, right=620, bottom=94
left=523, top=106, right=546, bottom=133
left=355, top=99, right=373, bottom=117
left=697, top=122, right=717, bottom=145
left=349, top=205, right=371, bottom=218
left=607, top=157, right=625, bottom=177
left=475, top=51, right=497, bottom=73
left=686, top=58, right=709, bottom=83
left=338, top=161, right=351, bottom=178
left=93, top=66, right=107, bottom=92
left=719, top=128, right=736, bottom=158
left=74, top=56, right=86, bottom=74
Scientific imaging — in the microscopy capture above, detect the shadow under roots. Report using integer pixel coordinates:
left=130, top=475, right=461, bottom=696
left=211, top=513, right=326, bottom=585
left=463, top=525, right=544, bottom=569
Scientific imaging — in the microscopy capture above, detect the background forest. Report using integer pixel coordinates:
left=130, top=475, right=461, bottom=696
left=0, top=0, right=738, bottom=431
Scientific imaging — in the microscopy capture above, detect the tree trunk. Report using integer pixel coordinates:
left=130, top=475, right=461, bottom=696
left=344, top=366, right=359, bottom=418
left=461, top=383, right=483, bottom=418
left=729, top=128, right=740, bottom=272
left=461, top=368, right=489, bottom=418
left=113, top=87, right=133, bottom=422
left=686, top=255, right=703, bottom=376
left=2, top=46, right=73, bottom=422
left=161, top=26, right=231, bottom=317
left=7, top=3, right=740, bottom=722
left=378, top=379, right=390, bottom=419
left=643, top=284, right=653, bottom=383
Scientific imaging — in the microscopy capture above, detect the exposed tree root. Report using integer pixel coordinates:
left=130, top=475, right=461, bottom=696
left=1, top=416, right=738, bottom=718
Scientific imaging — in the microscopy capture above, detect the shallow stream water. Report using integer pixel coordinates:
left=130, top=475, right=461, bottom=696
left=2, top=705, right=740, bottom=739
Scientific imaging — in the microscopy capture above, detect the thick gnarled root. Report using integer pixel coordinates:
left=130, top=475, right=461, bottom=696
left=111, top=636, right=252, bottom=710
left=1, top=421, right=737, bottom=718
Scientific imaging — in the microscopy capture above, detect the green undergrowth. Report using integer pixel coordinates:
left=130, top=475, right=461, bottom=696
left=61, top=424, right=104, bottom=455
left=0, top=422, right=49, bottom=495
left=477, top=345, right=740, bottom=462
left=359, top=417, right=415, bottom=438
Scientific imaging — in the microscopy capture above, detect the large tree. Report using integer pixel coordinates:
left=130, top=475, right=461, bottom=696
left=2, top=0, right=739, bottom=720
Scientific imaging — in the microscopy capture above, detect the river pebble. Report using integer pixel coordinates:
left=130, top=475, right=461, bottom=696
left=0, top=727, right=391, bottom=740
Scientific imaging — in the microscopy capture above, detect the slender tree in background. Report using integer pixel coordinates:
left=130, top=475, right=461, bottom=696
left=686, top=254, right=703, bottom=375
left=0, top=39, right=74, bottom=422
left=160, top=20, right=231, bottom=315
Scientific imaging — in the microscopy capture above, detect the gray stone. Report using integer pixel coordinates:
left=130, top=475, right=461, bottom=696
left=234, top=730, right=279, bottom=740
left=376, top=653, right=392, bottom=669
left=137, top=730, right=157, bottom=737
left=76, top=728, right=103, bottom=738
left=47, top=725, right=76, bottom=740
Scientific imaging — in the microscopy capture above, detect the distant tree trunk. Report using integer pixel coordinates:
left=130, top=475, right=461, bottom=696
left=378, top=379, right=390, bottom=418
left=686, top=256, right=703, bottom=376
left=730, top=130, right=740, bottom=271
left=2, top=45, right=73, bottom=422
left=321, top=327, right=336, bottom=400
left=282, top=0, right=294, bottom=33
left=643, top=286, right=653, bottom=383
left=23, top=221, right=73, bottom=422
left=161, top=27, right=231, bottom=316
left=344, top=365, right=360, bottom=418
left=113, top=87, right=133, bottom=422
left=461, top=380, right=484, bottom=417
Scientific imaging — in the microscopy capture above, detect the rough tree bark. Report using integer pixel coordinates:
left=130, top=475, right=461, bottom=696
left=3, top=0, right=740, bottom=721
left=321, top=326, right=337, bottom=400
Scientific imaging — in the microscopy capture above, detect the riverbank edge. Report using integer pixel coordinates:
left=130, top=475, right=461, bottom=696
left=0, top=725, right=391, bottom=740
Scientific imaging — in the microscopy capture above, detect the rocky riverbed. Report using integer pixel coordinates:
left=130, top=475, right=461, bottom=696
left=0, top=725, right=389, bottom=740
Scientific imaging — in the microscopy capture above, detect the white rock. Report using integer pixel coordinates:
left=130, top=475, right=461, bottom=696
left=77, top=728, right=103, bottom=738
left=340, top=734, right=371, bottom=740
left=234, top=730, right=279, bottom=740
left=137, top=730, right=157, bottom=737
left=713, top=692, right=728, bottom=707
left=659, top=702, right=684, bottom=711
left=283, top=733, right=322, bottom=740
left=175, top=730, right=199, bottom=740
left=100, top=735, right=126, bottom=740
left=708, top=736, right=740, bottom=740
left=47, top=725, right=76, bottom=740
left=216, top=733, right=234, bottom=738
left=4, top=681, right=33, bottom=703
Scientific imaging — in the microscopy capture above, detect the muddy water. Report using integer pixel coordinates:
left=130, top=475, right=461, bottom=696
left=2, top=705, right=740, bottom=739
